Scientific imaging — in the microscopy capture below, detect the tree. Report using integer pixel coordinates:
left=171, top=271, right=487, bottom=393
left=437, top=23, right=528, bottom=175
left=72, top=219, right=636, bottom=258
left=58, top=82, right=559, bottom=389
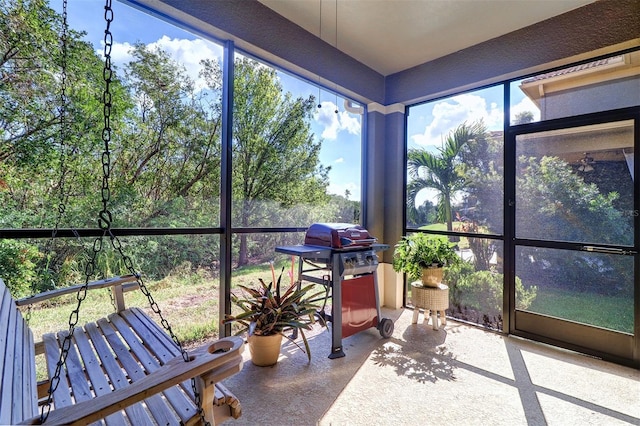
left=0, top=0, right=60, bottom=165
left=458, top=126, right=503, bottom=234
left=231, top=57, right=329, bottom=265
left=0, top=0, right=132, bottom=291
left=517, top=155, right=631, bottom=245
left=114, top=43, right=222, bottom=228
left=406, top=199, right=437, bottom=227
left=513, top=111, right=534, bottom=125
left=407, top=122, right=484, bottom=232
left=0, top=6, right=334, bottom=276
left=516, top=155, right=633, bottom=294
left=330, top=193, right=360, bottom=224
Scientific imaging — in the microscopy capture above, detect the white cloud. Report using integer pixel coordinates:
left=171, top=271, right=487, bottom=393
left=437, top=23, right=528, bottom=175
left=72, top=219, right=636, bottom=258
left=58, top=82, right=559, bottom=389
left=410, top=93, right=502, bottom=147
left=314, top=101, right=361, bottom=140
left=510, top=96, right=541, bottom=123
left=149, top=37, right=222, bottom=90
left=109, top=41, right=135, bottom=66
left=335, top=157, right=344, bottom=163
left=105, top=36, right=223, bottom=91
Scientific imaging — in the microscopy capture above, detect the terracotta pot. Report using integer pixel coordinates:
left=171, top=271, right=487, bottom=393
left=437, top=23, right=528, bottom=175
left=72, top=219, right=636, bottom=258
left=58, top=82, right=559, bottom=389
left=421, top=267, right=444, bottom=287
left=248, top=333, right=283, bottom=366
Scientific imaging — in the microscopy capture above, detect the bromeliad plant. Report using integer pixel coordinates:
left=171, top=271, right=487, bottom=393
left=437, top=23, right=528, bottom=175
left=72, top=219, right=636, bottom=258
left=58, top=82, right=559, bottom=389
left=224, top=268, right=326, bottom=361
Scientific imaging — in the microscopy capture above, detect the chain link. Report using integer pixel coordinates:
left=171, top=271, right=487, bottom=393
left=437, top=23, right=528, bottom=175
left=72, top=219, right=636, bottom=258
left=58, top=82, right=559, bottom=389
left=39, top=3, right=71, bottom=420
left=42, top=1, right=208, bottom=423
left=40, top=230, right=102, bottom=422
left=108, top=229, right=207, bottom=423
left=29, top=0, right=70, bottom=326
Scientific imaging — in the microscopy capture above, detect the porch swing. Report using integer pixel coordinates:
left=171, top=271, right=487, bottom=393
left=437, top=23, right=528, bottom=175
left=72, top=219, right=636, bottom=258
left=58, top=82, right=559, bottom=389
left=0, top=1, right=243, bottom=424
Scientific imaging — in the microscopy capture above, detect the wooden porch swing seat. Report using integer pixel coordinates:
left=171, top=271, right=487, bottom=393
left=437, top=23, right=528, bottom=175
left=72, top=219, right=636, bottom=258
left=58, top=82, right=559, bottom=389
left=0, top=275, right=244, bottom=425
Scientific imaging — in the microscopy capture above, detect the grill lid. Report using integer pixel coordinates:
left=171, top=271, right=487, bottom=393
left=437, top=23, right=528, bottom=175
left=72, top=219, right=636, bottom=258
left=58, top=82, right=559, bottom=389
left=304, top=223, right=377, bottom=249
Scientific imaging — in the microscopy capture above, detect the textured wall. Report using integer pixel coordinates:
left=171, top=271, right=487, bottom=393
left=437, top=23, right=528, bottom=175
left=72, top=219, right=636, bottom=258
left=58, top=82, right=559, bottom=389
left=386, top=0, right=640, bottom=105
left=542, top=77, right=640, bottom=119
left=128, top=0, right=638, bottom=106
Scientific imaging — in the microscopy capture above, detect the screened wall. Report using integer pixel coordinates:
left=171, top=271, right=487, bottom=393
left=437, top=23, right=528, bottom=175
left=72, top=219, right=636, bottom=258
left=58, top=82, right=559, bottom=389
left=1, top=0, right=637, bottom=367
left=405, top=49, right=639, bottom=365
left=0, top=0, right=363, bottom=343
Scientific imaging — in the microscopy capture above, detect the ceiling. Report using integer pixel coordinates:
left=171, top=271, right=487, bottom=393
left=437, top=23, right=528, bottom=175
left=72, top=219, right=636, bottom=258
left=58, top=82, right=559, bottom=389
left=258, top=0, right=595, bottom=76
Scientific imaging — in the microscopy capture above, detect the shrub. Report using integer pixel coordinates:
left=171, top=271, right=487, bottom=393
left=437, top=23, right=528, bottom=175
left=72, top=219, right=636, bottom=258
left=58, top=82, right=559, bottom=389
left=444, top=266, right=537, bottom=319
left=443, top=261, right=474, bottom=305
left=0, top=240, right=41, bottom=298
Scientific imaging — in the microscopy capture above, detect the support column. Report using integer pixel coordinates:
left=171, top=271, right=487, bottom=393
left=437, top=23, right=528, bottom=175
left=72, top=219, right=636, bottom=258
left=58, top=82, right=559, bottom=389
left=363, top=103, right=406, bottom=309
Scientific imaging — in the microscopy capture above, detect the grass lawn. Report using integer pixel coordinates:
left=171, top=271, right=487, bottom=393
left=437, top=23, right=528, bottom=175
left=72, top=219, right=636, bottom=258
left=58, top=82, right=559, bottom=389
left=527, top=287, right=634, bottom=334
left=25, top=260, right=634, bottom=381
left=418, top=222, right=473, bottom=250
left=25, top=263, right=284, bottom=380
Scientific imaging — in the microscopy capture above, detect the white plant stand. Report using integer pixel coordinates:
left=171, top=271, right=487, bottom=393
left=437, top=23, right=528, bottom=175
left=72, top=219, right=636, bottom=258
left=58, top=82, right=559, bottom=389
left=411, top=282, right=449, bottom=330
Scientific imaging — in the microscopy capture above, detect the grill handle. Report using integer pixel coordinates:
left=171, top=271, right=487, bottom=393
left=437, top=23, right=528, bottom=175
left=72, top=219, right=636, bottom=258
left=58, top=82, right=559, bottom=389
left=340, top=237, right=377, bottom=247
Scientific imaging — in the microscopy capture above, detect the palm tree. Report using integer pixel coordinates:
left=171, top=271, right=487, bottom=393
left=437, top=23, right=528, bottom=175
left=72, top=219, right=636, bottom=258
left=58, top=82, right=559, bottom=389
left=407, top=122, right=484, bottom=231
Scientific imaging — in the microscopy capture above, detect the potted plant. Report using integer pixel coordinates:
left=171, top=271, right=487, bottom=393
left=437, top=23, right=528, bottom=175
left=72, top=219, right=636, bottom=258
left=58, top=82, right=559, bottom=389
left=223, top=268, right=325, bottom=366
left=392, top=233, right=460, bottom=287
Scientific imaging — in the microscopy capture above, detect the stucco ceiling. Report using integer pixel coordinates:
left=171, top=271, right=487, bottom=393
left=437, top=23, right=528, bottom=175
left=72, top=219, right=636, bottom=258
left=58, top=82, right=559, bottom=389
left=258, top=0, right=596, bottom=76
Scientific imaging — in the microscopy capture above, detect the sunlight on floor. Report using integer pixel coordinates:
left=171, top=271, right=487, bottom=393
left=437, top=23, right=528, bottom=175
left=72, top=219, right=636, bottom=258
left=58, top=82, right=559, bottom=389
left=220, top=308, right=640, bottom=426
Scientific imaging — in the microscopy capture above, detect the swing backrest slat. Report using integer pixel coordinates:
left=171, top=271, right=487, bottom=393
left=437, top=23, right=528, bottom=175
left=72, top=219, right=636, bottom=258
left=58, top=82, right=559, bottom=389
left=0, top=278, right=38, bottom=424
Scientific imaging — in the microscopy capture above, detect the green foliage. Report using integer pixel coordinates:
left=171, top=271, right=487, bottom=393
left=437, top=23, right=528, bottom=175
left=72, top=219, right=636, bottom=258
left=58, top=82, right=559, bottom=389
left=329, top=193, right=360, bottom=224
left=455, top=219, right=497, bottom=270
left=458, top=128, right=504, bottom=235
left=456, top=271, right=504, bottom=314
left=516, top=155, right=633, bottom=295
left=232, top=57, right=330, bottom=265
left=0, top=3, right=358, bottom=281
left=517, top=155, right=631, bottom=245
left=407, top=199, right=437, bottom=228
left=407, top=121, right=485, bottom=231
left=224, top=269, right=326, bottom=361
left=0, top=240, right=41, bottom=298
left=393, top=233, right=460, bottom=282
left=112, top=43, right=221, bottom=229
left=0, top=0, right=60, bottom=166
left=445, top=267, right=537, bottom=319
left=443, top=260, right=474, bottom=304
left=513, top=111, right=535, bottom=125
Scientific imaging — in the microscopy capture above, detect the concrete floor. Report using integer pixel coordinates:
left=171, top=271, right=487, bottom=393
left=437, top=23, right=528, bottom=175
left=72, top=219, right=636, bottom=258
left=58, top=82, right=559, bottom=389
left=220, top=308, right=640, bottom=426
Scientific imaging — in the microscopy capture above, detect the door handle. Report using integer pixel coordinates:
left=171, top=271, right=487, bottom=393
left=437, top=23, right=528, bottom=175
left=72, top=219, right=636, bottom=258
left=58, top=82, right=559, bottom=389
left=582, top=246, right=637, bottom=255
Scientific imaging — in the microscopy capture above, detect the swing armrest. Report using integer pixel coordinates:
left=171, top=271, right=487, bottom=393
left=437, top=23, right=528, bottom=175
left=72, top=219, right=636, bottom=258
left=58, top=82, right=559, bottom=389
left=21, top=336, right=244, bottom=425
left=15, top=275, right=139, bottom=307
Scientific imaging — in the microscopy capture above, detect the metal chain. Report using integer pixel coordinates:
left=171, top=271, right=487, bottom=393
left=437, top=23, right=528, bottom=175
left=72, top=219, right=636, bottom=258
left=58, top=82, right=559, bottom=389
left=28, top=0, right=70, bottom=325
left=43, top=1, right=208, bottom=423
left=39, top=3, right=72, bottom=420
left=40, top=231, right=103, bottom=423
left=99, top=3, right=206, bottom=421
left=108, top=230, right=207, bottom=424
left=55, top=0, right=69, bottom=240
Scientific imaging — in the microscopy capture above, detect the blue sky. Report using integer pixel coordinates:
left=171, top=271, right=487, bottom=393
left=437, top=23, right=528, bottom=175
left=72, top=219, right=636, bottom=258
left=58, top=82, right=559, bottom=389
left=52, top=1, right=539, bottom=204
left=53, top=0, right=362, bottom=200
left=407, top=85, right=540, bottom=151
left=405, top=82, right=539, bottom=208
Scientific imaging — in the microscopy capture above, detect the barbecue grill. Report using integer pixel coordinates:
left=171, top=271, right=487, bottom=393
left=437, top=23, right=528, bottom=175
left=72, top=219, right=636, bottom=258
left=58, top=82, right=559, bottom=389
left=276, top=223, right=394, bottom=359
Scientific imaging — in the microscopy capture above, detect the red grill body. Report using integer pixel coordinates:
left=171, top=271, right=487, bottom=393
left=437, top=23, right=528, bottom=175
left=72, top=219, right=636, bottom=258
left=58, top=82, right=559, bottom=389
left=276, top=223, right=394, bottom=359
left=341, top=275, right=379, bottom=338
